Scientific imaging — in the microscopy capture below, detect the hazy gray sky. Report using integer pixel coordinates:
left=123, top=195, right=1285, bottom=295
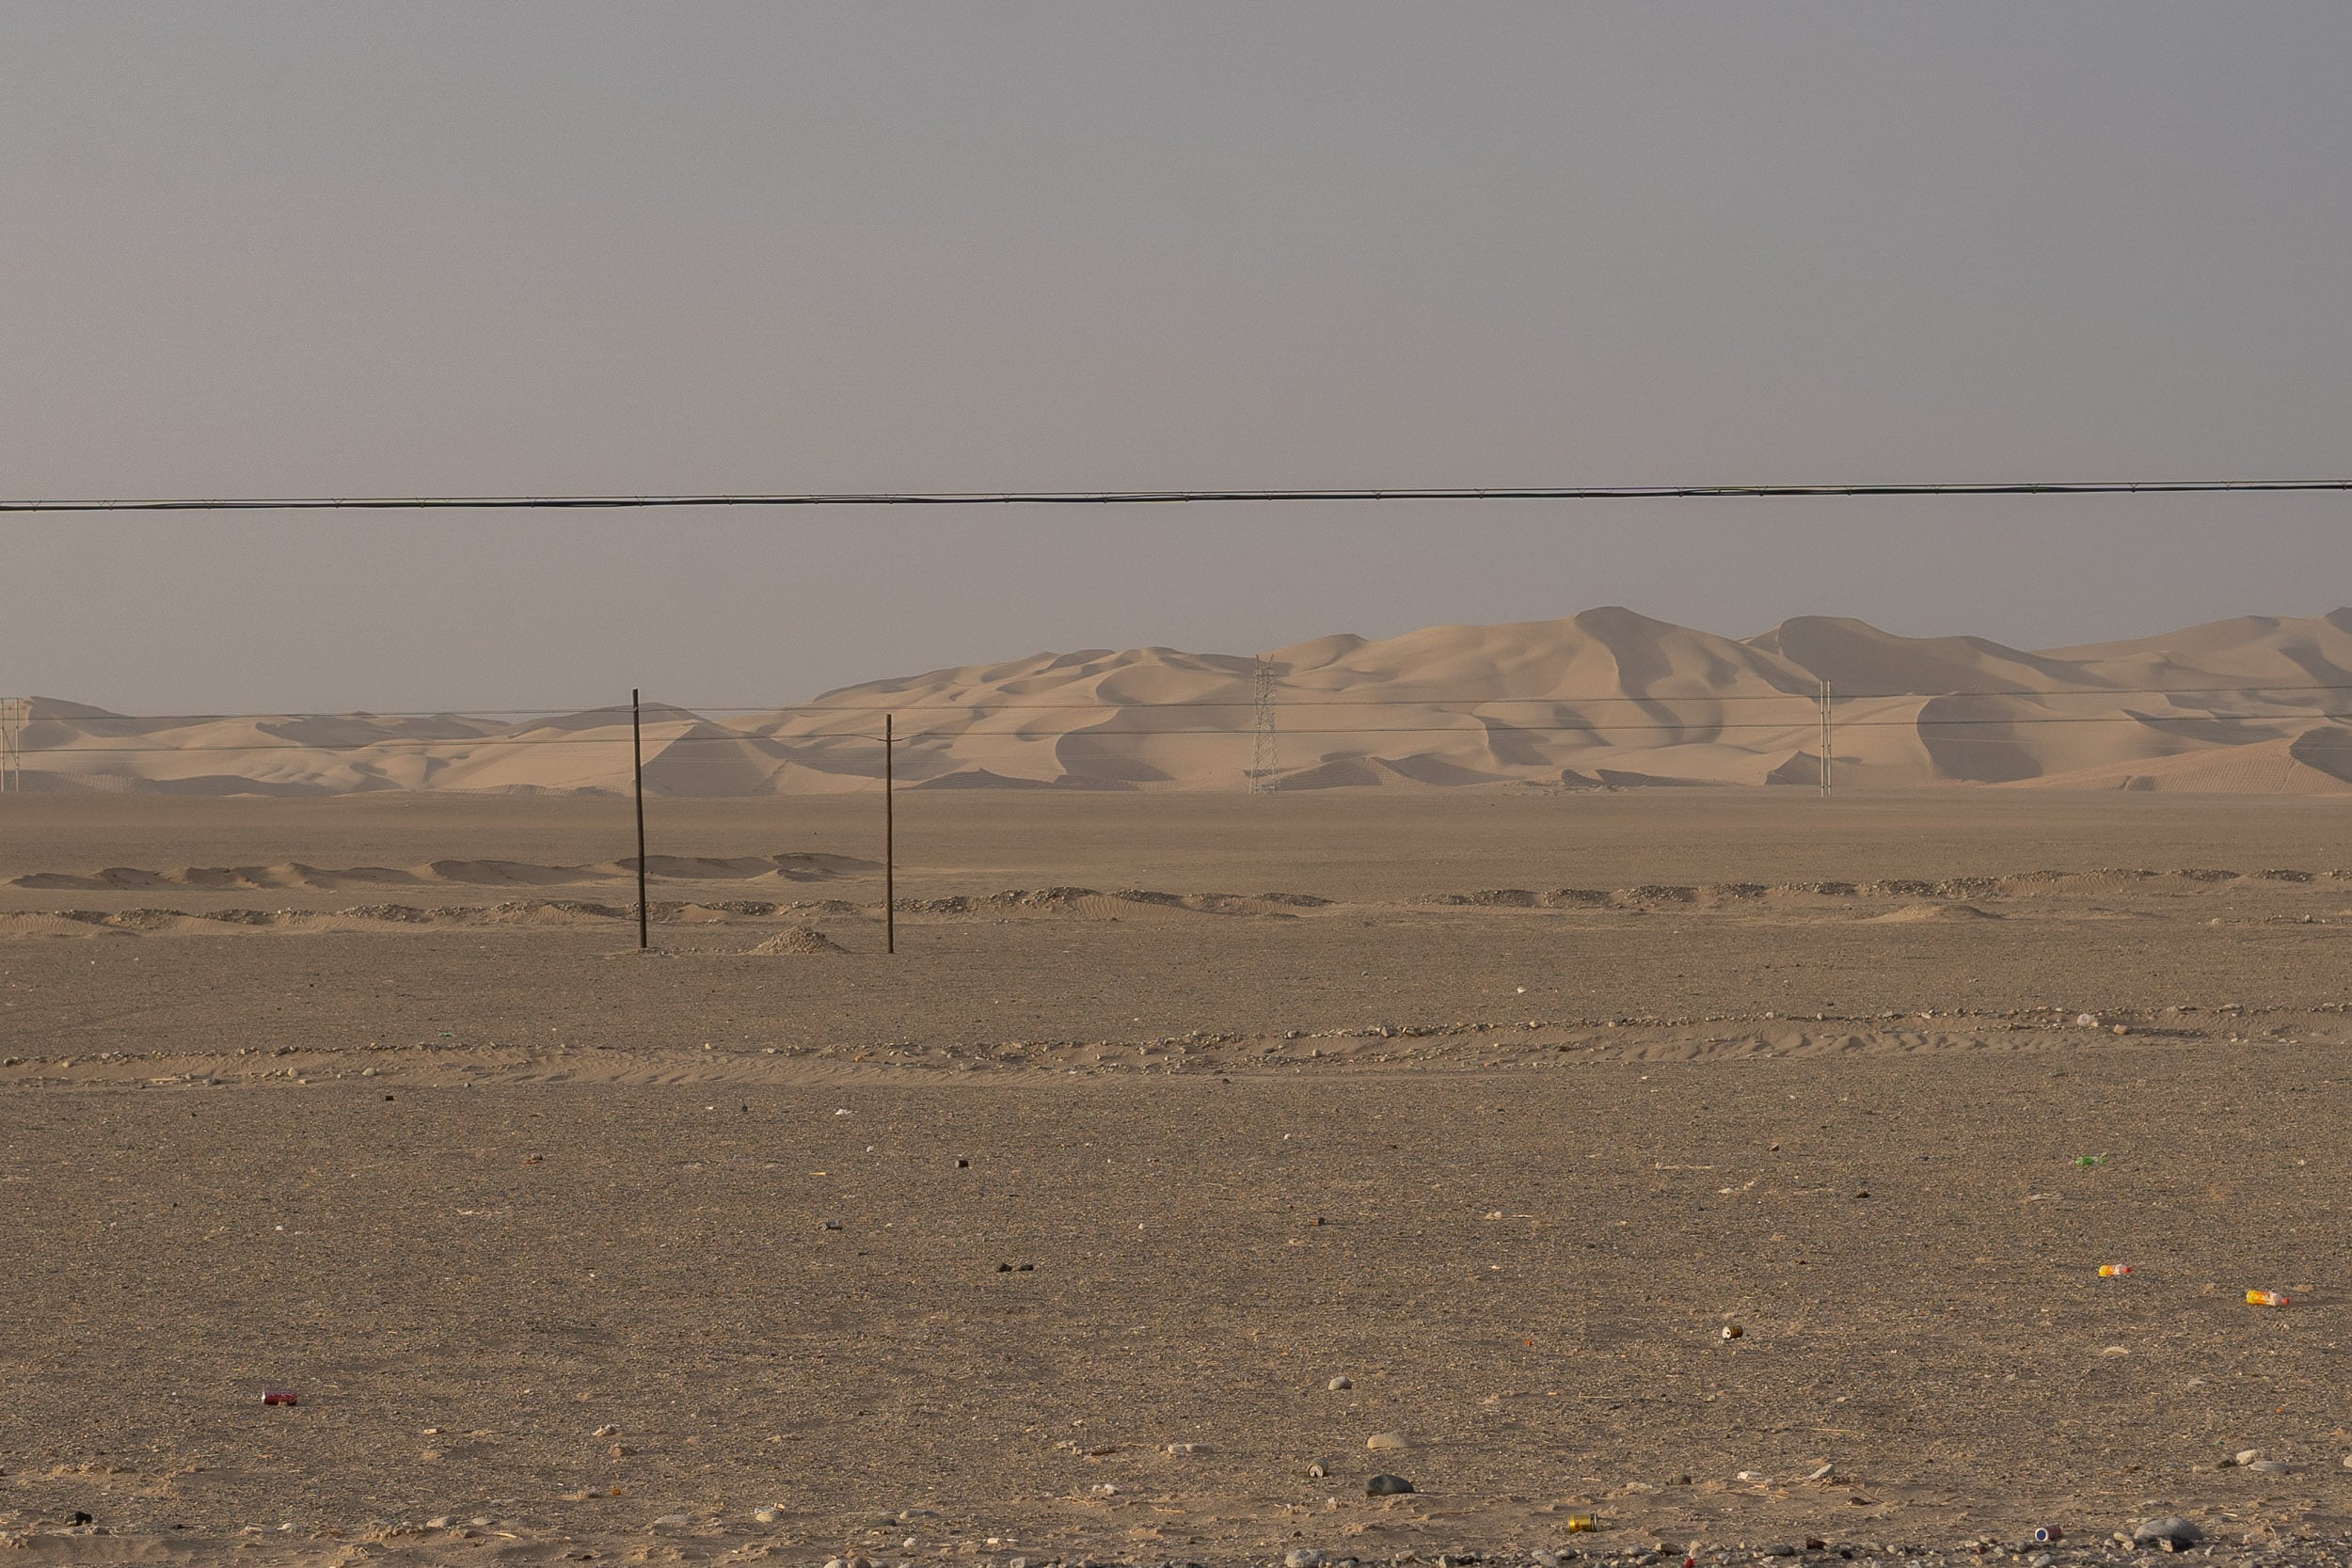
left=6, top=3, right=2349, bottom=711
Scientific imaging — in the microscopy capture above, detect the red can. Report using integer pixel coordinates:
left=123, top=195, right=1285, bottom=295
left=262, top=1389, right=299, bottom=1406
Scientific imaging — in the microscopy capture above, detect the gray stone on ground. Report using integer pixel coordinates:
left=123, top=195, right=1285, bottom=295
left=2134, top=1516, right=2203, bottom=1548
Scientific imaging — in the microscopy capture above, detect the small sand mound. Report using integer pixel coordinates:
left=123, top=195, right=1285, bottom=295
left=1871, top=902, right=2003, bottom=923
left=748, top=927, right=847, bottom=955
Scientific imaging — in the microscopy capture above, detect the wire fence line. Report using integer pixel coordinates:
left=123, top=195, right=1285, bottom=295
left=10, top=671, right=2352, bottom=729
left=25, top=678, right=2352, bottom=726
left=9, top=709, right=2352, bottom=757
left=5, top=683, right=2352, bottom=758
left=5, top=682, right=2346, bottom=951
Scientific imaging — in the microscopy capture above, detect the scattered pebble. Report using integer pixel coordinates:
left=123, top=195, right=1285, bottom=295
left=1286, top=1550, right=1326, bottom=1568
left=1327, top=1375, right=1353, bottom=1390
left=1365, top=1474, right=1414, bottom=1497
left=1366, top=1432, right=1411, bottom=1450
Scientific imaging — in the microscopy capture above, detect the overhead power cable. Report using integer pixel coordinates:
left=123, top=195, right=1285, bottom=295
left=3, top=479, right=2351, bottom=514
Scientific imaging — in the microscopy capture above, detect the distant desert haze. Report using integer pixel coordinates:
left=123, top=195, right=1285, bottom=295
left=12, top=607, right=2352, bottom=797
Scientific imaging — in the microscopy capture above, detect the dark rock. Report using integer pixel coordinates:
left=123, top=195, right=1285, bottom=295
left=2134, top=1517, right=2202, bottom=1550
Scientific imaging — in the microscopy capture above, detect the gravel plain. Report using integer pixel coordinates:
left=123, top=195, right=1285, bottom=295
left=5, top=792, right=2351, bottom=1566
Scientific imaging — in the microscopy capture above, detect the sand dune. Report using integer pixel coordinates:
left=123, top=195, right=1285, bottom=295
left=7, top=863, right=2348, bottom=942
left=8, top=851, right=870, bottom=891
left=12, top=607, right=2352, bottom=795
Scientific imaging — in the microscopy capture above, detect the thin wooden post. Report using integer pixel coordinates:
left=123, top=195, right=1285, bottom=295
left=884, top=713, right=896, bottom=955
left=632, top=689, right=649, bottom=950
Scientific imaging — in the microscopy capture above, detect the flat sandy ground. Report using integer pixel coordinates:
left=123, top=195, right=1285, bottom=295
left=5, top=790, right=2352, bottom=1566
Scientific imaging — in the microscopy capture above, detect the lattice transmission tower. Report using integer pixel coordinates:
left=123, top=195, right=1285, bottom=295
left=1248, top=658, right=1279, bottom=793
left=1818, top=679, right=1834, bottom=797
left=0, top=697, right=22, bottom=794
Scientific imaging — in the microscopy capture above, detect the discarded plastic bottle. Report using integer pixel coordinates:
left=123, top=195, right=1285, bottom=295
left=2247, top=1290, right=2291, bottom=1307
left=2097, top=1264, right=2132, bottom=1277
left=2031, top=1526, right=2065, bottom=1544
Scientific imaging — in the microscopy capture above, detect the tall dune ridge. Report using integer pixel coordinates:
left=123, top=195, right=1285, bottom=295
left=12, top=607, right=2352, bottom=797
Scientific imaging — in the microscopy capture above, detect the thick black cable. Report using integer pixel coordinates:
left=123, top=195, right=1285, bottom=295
left=4, top=479, right=2351, bottom=514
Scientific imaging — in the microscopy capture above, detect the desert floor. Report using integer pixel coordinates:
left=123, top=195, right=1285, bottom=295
left=5, top=789, right=2352, bottom=1566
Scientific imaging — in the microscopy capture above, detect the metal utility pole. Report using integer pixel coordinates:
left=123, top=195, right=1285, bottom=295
left=1819, top=680, right=1834, bottom=797
left=883, top=714, right=896, bottom=955
left=0, top=698, right=19, bottom=794
left=632, top=689, right=649, bottom=950
left=1248, top=658, right=1278, bottom=793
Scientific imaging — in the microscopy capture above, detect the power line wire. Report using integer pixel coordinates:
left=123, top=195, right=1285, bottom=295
left=5, top=479, right=2352, bottom=514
